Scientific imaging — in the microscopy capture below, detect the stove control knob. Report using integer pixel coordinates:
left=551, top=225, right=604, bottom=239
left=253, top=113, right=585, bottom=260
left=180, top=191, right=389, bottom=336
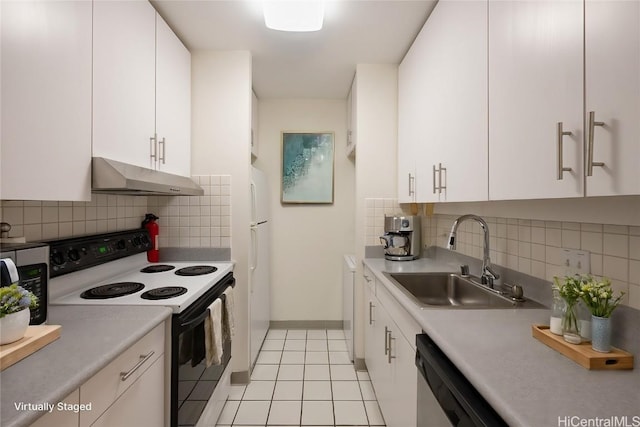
left=51, top=251, right=65, bottom=266
left=116, top=239, right=126, bottom=250
left=132, top=236, right=142, bottom=247
left=140, top=234, right=150, bottom=245
left=67, top=248, right=80, bottom=262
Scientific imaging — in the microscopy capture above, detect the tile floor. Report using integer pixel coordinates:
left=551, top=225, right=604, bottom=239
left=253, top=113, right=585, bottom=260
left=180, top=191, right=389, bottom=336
left=216, top=329, right=386, bottom=427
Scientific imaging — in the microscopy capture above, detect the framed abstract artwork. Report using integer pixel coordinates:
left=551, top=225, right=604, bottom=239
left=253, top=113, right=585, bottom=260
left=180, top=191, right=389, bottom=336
left=281, top=132, right=335, bottom=204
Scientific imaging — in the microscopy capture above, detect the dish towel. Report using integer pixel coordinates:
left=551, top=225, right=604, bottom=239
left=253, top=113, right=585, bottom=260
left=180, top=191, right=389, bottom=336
left=222, top=286, right=235, bottom=340
left=204, top=298, right=223, bottom=367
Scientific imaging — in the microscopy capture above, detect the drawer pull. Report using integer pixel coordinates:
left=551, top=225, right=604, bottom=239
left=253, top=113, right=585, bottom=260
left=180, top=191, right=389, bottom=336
left=120, top=351, right=155, bottom=382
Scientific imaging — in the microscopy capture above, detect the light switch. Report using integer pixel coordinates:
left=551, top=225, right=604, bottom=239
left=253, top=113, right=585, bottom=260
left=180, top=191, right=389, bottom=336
left=562, top=248, right=591, bottom=276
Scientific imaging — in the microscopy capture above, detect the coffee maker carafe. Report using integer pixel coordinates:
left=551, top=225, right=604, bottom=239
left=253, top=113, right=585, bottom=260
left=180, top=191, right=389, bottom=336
left=379, top=215, right=421, bottom=261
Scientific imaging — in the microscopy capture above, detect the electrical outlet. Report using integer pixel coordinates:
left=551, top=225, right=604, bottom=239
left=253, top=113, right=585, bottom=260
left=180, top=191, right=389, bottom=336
left=562, top=248, right=591, bottom=276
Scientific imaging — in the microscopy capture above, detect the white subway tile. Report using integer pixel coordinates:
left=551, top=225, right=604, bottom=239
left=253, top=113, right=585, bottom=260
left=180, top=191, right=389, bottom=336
left=211, top=237, right=222, bottom=247
left=59, top=207, right=73, bottom=222
left=591, top=253, right=603, bottom=276
left=629, top=260, right=640, bottom=285
left=546, top=246, right=564, bottom=266
left=4, top=207, right=24, bottom=225
left=531, top=260, right=546, bottom=279
left=545, top=221, right=562, bottom=229
left=603, top=224, right=628, bottom=235
left=603, top=234, right=629, bottom=258
left=42, top=223, right=59, bottom=239
left=42, top=207, right=59, bottom=223
left=545, top=228, right=562, bottom=247
left=630, top=226, right=640, bottom=236
left=561, top=230, right=580, bottom=250
left=629, top=236, right=640, bottom=261
left=628, top=284, right=640, bottom=310
left=518, top=258, right=531, bottom=275
left=562, top=222, right=580, bottom=231
left=581, top=231, right=603, bottom=254
left=24, top=224, right=42, bottom=241
left=602, top=256, right=628, bottom=282
left=107, top=206, right=117, bottom=219
left=581, top=223, right=603, bottom=233
left=210, top=176, right=221, bottom=185
left=220, top=176, right=231, bottom=185
left=73, top=221, right=86, bottom=236
left=531, top=244, right=545, bottom=262
left=85, top=207, right=97, bottom=221
left=518, top=226, right=531, bottom=243
left=518, top=242, right=531, bottom=259
left=59, top=222, right=73, bottom=237
left=531, top=227, right=545, bottom=244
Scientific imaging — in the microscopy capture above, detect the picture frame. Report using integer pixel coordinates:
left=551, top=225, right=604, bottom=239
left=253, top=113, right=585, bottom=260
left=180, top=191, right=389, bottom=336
left=281, top=131, right=335, bottom=204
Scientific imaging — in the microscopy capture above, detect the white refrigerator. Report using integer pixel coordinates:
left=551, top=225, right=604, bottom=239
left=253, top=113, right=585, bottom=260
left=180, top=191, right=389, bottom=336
left=250, top=166, right=271, bottom=369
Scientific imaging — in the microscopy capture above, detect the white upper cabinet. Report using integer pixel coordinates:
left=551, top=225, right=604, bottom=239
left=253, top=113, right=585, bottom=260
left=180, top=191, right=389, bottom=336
left=489, top=0, right=584, bottom=200
left=156, top=13, right=191, bottom=177
left=398, top=0, right=488, bottom=203
left=1, top=0, right=92, bottom=201
left=92, top=0, right=156, bottom=170
left=584, top=0, right=640, bottom=196
left=93, top=1, right=192, bottom=177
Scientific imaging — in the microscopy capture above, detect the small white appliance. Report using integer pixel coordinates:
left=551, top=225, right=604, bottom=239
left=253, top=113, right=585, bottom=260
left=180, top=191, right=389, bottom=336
left=250, top=166, right=271, bottom=368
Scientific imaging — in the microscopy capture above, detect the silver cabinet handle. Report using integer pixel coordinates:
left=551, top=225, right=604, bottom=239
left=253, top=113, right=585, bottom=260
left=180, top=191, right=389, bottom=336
left=368, top=301, right=374, bottom=325
left=120, top=351, right=155, bottom=382
left=438, top=163, right=446, bottom=194
left=556, top=122, right=573, bottom=180
left=150, top=134, right=157, bottom=162
left=587, top=111, right=605, bottom=176
left=432, top=165, right=437, bottom=194
left=388, top=335, right=396, bottom=364
left=159, top=137, right=166, bottom=164
left=384, top=326, right=389, bottom=355
left=408, top=173, right=415, bottom=196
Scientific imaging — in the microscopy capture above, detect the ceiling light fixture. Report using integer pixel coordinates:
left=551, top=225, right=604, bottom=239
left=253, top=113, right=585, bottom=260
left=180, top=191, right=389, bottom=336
left=263, top=0, right=325, bottom=32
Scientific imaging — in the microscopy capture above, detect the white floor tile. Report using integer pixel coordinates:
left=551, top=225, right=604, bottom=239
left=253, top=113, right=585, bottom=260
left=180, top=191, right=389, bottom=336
left=334, top=401, right=368, bottom=425
left=305, top=351, right=328, bottom=364
left=328, top=340, right=348, bottom=352
left=356, top=371, right=370, bottom=381
left=281, top=351, right=306, bottom=364
left=306, top=340, right=328, bottom=352
left=359, top=380, right=377, bottom=400
left=304, top=364, right=330, bottom=380
left=330, top=364, right=357, bottom=381
left=277, top=364, right=304, bottom=380
left=306, top=329, right=327, bottom=339
left=286, top=330, right=307, bottom=339
left=301, top=401, right=334, bottom=425
left=251, top=364, right=279, bottom=381
left=234, top=400, right=270, bottom=425
left=266, top=329, right=287, bottom=340
left=327, top=329, right=346, bottom=339
left=228, top=384, right=246, bottom=400
left=216, top=400, right=239, bottom=425
left=262, top=339, right=285, bottom=351
left=243, top=380, right=276, bottom=400
left=331, top=381, right=362, bottom=400
left=273, top=381, right=303, bottom=400
left=256, top=351, right=282, bottom=364
left=328, top=351, right=351, bottom=365
left=303, top=380, right=332, bottom=400
left=284, top=339, right=306, bottom=351
left=267, top=400, right=302, bottom=425
left=364, top=400, right=386, bottom=426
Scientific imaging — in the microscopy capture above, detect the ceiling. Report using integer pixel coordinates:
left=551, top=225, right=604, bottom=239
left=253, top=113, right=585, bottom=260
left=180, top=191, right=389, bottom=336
left=151, top=0, right=438, bottom=99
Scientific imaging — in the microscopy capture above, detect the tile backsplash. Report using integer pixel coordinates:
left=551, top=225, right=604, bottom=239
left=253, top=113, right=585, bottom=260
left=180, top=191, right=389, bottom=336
left=0, top=175, right=232, bottom=248
left=364, top=200, right=639, bottom=310
left=147, top=175, right=231, bottom=248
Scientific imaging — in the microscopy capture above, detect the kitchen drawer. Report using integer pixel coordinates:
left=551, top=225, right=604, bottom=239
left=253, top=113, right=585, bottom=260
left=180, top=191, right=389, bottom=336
left=30, top=389, right=80, bottom=427
left=375, top=278, right=421, bottom=350
left=80, top=323, right=164, bottom=427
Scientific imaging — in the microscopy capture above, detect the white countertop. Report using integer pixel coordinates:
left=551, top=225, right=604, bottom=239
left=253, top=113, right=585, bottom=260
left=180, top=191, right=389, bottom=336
left=364, top=257, right=640, bottom=427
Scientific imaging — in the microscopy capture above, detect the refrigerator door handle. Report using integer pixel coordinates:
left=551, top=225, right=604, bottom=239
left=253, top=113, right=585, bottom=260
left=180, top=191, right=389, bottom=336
left=250, top=181, right=257, bottom=224
left=250, top=226, right=258, bottom=279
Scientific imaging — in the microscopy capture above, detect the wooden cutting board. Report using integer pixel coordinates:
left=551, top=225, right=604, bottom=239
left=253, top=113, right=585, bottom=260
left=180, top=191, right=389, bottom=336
left=532, top=324, right=633, bottom=370
left=0, top=325, right=61, bottom=371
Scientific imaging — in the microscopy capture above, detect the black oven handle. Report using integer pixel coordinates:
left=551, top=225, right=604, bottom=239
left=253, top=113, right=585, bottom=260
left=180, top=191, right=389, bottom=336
left=179, top=309, right=210, bottom=331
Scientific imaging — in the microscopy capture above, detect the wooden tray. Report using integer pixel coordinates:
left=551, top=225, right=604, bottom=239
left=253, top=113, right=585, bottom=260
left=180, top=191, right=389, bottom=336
left=0, top=325, right=61, bottom=371
left=532, top=324, right=633, bottom=370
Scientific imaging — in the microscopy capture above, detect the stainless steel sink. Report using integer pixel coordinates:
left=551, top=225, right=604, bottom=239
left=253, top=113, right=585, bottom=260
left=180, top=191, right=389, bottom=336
left=383, top=272, right=542, bottom=309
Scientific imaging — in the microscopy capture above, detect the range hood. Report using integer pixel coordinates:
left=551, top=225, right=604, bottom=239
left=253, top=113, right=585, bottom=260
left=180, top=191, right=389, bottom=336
left=92, top=157, right=204, bottom=196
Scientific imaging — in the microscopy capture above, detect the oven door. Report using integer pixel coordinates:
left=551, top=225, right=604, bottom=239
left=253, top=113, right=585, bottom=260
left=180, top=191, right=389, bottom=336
left=171, top=274, right=234, bottom=427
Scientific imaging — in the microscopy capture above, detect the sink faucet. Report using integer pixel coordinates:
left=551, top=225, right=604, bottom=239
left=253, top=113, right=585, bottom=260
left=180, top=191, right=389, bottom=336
left=447, top=214, right=500, bottom=287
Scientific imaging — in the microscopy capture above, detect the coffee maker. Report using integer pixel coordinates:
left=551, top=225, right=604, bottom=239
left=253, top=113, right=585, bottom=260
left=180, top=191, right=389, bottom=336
left=379, top=215, right=421, bottom=261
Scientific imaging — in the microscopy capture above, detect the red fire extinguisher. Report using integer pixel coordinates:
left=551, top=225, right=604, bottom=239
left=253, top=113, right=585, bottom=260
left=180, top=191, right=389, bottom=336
left=142, top=213, right=160, bottom=263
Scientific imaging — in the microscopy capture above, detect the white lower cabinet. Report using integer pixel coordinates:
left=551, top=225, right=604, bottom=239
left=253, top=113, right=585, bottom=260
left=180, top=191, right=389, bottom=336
left=364, top=273, right=418, bottom=427
left=29, top=390, right=80, bottom=427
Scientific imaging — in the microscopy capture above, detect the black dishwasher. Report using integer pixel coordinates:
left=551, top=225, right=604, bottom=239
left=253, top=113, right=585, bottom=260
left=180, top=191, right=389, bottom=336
left=415, top=333, right=508, bottom=427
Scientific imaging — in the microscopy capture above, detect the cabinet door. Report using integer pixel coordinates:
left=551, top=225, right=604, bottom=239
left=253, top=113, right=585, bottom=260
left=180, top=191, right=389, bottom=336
left=156, top=13, right=191, bottom=177
left=90, top=356, right=164, bottom=427
left=489, top=0, right=584, bottom=200
left=585, top=0, right=640, bottom=196
left=251, top=90, right=259, bottom=158
left=93, top=0, right=156, bottom=170
left=417, top=0, right=488, bottom=203
left=30, top=389, right=79, bottom=427
left=1, top=0, right=91, bottom=201
left=389, top=331, right=417, bottom=427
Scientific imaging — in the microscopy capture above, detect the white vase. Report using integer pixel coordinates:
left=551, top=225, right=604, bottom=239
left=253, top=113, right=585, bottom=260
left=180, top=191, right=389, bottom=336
left=0, top=309, right=30, bottom=345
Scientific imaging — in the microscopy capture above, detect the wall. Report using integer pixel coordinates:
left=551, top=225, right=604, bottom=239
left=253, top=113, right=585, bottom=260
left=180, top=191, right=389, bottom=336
left=0, top=195, right=147, bottom=241
left=191, top=50, right=252, bottom=374
left=254, top=98, right=354, bottom=321
left=353, top=64, right=399, bottom=361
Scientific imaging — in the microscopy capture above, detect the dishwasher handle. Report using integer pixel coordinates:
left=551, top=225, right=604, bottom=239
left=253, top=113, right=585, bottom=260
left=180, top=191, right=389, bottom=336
left=416, top=334, right=508, bottom=427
